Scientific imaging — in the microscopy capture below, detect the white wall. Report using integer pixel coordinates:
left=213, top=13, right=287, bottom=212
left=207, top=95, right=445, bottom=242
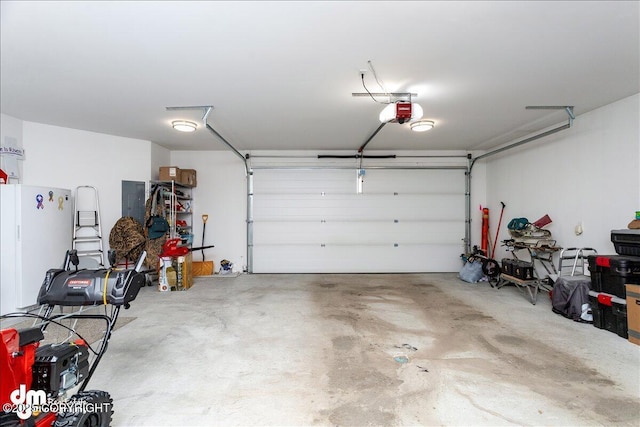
left=484, top=93, right=639, bottom=262
left=150, top=141, right=170, bottom=179
left=21, top=121, right=155, bottom=253
left=169, top=151, right=249, bottom=272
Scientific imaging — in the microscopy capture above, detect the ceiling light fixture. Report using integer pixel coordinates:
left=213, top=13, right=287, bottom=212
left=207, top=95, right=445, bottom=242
left=171, top=120, right=197, bottom=132
left=410, top=120, right=435, bottom=132
left=379, top=102, right=423, bottom=124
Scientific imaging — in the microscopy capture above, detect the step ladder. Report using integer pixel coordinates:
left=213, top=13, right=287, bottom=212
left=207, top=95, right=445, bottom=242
left=72, top=186, right=104, bottom=267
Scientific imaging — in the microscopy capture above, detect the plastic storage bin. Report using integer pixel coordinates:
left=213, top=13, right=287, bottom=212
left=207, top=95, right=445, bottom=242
left=501, top=258, right=514, bottom=276
left=612, top=298, right=628, bottom=339
left=587, top=255, right=640, bottom=298
left=501, top=259, right=534, bottom=280
left=589, top=291, right=628, bottom=338
left=611, top=229, right=640, bottom=256
left=513, top=260, right=535, bottom=280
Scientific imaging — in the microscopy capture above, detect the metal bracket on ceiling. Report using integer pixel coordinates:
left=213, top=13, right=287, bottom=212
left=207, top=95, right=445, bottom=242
left=352, top=92, right=417, bottom=103
left=202, top=106, right=212, bottom=124
left=525, top=105, right=575, bottom=126
left=165, top=105, right=214, bottom=127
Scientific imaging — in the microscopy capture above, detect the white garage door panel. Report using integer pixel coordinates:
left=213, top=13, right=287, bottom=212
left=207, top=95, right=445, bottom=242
left=253, top=170, right=354, bottom=193
left=253, top=221, right=463, bottom=245
left=364, top=169, right=462, bottom=193
left=252, top=244, right=463, bottom=273
left=252, top=168, right=465, bottom=273
left=254, top=169, right=462, bottom=194
left=253, top=194, right=464, bottom=221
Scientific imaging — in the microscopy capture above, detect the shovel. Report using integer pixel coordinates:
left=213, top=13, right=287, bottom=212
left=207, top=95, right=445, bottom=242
left=201, top=214, right=208, bottom=261
left=192, top=214, right=214, bottom=276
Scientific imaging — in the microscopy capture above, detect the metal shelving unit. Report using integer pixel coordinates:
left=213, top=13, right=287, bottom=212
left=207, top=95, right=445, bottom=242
left=149, top=180, right=194, bottom=246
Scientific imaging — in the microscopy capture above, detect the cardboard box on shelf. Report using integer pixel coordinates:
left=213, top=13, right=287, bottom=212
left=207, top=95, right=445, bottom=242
left=180, top=169, right=197, bottom=187
left=159, top=166, right=181, bottom=182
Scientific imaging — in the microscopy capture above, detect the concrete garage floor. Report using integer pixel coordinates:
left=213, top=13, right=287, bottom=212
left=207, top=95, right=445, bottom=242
left=91, top=273, right=640, bottom=426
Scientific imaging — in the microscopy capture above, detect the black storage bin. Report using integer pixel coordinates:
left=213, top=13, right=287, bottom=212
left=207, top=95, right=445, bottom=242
left=612, top=299, right=628, bottom=339
left=588, top=255, right=640, bottom=298
left=588, top=255, right=603, bottom=292
left=611, top=229, right=640, bottom=256
left=501, top=258, right=514, bottom=276
left=589, top=291, right=627, bottom=338
left=589, top=291, right=614, bottom=332
left=513, top=260, right=535, bottom=280
left=610, top=255, right=640, bottom=285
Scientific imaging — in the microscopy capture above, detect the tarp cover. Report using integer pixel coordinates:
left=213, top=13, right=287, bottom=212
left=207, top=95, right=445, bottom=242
left=551, top=275, right=592, bottom=322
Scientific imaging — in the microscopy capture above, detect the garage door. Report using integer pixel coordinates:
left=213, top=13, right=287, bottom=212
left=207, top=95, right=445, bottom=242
left=251, top=168, right=465, bottom=273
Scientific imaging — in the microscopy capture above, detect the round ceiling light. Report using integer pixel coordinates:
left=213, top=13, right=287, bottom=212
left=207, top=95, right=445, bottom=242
left=410, top=120, right=435, bottom=132
left=171, top=120, right=197, bottom=132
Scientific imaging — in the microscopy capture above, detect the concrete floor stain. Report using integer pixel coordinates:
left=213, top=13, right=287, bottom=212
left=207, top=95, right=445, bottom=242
left=310, top=274, right=639, bottom=426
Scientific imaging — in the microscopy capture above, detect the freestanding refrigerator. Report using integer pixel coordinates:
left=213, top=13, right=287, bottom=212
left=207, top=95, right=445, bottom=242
left=1, top=184, right=73, bottom=315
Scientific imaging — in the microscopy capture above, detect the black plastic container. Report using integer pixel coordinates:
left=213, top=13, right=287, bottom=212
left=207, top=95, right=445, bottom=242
left=513, top=260, right=535, bottom=280
left=611, top=229, right=640, bottom=256
left=588, top=290, right=627, bottom=338
left=612, top=299, right=628, bottom=339
left=501, top=258, right=514, bottom=276
left=588, top=255, right=603, bottom=292
left=500, top=258, right=535, bottom=280
left=587, top=255, right=640, bottom=298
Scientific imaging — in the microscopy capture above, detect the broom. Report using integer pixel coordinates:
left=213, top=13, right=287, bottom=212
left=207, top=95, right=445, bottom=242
left=192, top=214, right=214, bottom=276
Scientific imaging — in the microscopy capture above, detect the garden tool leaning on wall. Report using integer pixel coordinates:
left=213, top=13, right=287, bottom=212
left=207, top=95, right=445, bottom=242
left=192, top=214, right=214, bottom=276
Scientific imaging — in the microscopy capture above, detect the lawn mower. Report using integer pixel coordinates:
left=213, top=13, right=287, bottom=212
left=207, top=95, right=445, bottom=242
left=1, top=249, right=147, bottom=427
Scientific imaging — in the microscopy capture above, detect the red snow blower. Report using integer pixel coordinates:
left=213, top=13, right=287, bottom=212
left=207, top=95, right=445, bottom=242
left=1, top=249, right=147, bottom=426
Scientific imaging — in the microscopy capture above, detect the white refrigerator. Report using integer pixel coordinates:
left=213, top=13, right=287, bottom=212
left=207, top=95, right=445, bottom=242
left=1, top=184, right=73, bottom=315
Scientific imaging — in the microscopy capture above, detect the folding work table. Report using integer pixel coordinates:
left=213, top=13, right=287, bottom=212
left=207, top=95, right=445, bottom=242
left=498, top=239, right=562, bottom=304
left=496, top=273, right=543, bottom=305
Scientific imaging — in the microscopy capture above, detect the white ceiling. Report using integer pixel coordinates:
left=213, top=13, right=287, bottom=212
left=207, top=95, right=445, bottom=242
left=1, top=1, right=638, bottom=153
